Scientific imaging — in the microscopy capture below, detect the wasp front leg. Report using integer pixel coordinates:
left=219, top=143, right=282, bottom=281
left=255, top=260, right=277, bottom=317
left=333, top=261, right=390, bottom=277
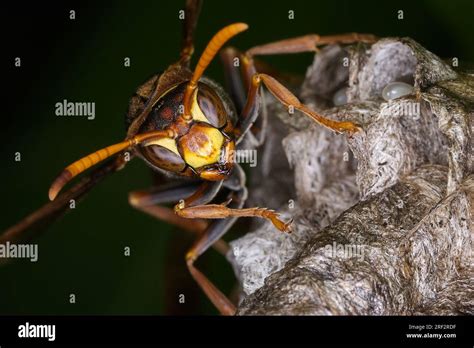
left=129, top=180, right=229, bottom=256
left=176, top=165, right=247, bottom=315
left=227, top=56, right=366, bottom=142
left=175, top=201, right=292, bottom=233
left=173, top=164, right=291, bottom=315
left=234, top=70, right=360, bottom=143
left=174, top=165, right=291, bottom=233
left=229, top=32, right=378, bottom=138
left=257, top=73, right=361, bottom=135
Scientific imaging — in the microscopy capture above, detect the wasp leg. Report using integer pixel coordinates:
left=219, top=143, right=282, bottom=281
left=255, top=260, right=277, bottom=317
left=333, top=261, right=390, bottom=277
left=186, top=217, right=241, bottom=316
left=234, top=33, right=377, bottom=136
left=231, top=33, right=375, bottom=142
left=221, top=46, right=303, bottom=98
left=129, top=182, right=208, bottom=233
left=180, top=0, right=203, bottom=66
left=175, top=165, right=291, bottom=233
left=238, top=72, right=361, bottom=138
left=180, top=165, right=290, bottom=314
left=234, top=33, right=373, bottom=135
left=246, top=33, right=377, bottom=57
left=220, top=47, right=247, bottom=113
left=185, top=176, right=248, bottom=316
left=220, top=47, right=266, bottom=146
left=129, top=180, right=228, bottom=255
left=0, top=156, right=127, bottom=248
left=235, top=66, right=263, bottom=144
left=176, top=201, right=292, bottom=233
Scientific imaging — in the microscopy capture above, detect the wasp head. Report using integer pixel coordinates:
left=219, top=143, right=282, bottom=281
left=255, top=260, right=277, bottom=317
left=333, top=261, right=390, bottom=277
left=137, top=80, right=236, bottom=180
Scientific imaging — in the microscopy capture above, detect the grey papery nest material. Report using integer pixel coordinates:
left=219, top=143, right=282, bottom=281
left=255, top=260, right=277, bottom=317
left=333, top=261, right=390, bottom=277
left=227, top=38, right=473, bottom=315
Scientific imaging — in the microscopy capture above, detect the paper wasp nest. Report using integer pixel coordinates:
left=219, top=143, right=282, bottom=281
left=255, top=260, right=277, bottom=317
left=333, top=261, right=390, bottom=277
left=227, top=38, right=473, bottom=315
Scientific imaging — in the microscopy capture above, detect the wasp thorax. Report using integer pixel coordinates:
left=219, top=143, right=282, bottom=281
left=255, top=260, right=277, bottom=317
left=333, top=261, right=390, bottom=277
left=137, top=81, right=234, bottom=179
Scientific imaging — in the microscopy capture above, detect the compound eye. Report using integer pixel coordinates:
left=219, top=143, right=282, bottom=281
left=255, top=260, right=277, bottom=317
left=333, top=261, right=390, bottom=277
left=140, top=144, right=186, bottom=173
left=196, top=86, right=227, bottom=128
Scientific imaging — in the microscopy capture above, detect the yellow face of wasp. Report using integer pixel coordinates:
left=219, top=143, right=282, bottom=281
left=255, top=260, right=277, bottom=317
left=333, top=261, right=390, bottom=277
left=179, top=123, right=224, bottom=168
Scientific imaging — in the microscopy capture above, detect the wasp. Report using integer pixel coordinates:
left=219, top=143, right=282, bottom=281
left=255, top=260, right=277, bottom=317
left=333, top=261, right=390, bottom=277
left=2, top=0, right=375, bottom=315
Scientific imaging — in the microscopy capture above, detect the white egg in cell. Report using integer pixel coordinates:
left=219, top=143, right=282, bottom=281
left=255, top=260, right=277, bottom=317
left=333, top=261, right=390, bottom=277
left=382, top=81, right=414, bottom=101
left=333, top=87, right=348, bottom=106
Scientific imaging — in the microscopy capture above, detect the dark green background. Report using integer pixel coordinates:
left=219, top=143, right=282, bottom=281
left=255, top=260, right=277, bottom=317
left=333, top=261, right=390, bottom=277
left=1, top=0, right=472, bottom=315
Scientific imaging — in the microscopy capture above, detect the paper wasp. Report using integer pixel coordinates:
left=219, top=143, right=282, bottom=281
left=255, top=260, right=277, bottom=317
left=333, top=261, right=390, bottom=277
left=2, top=0, right=375, bottom=315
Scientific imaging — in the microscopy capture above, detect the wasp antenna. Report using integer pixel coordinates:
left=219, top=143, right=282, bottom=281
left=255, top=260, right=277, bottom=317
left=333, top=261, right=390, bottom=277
left=192, top=23, right=248, bottom=85
left=48, top=140, right=133, bottom=201
left=48, top=130, right=173, bottom=201
left=182, top=23, right=249, bottom=117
